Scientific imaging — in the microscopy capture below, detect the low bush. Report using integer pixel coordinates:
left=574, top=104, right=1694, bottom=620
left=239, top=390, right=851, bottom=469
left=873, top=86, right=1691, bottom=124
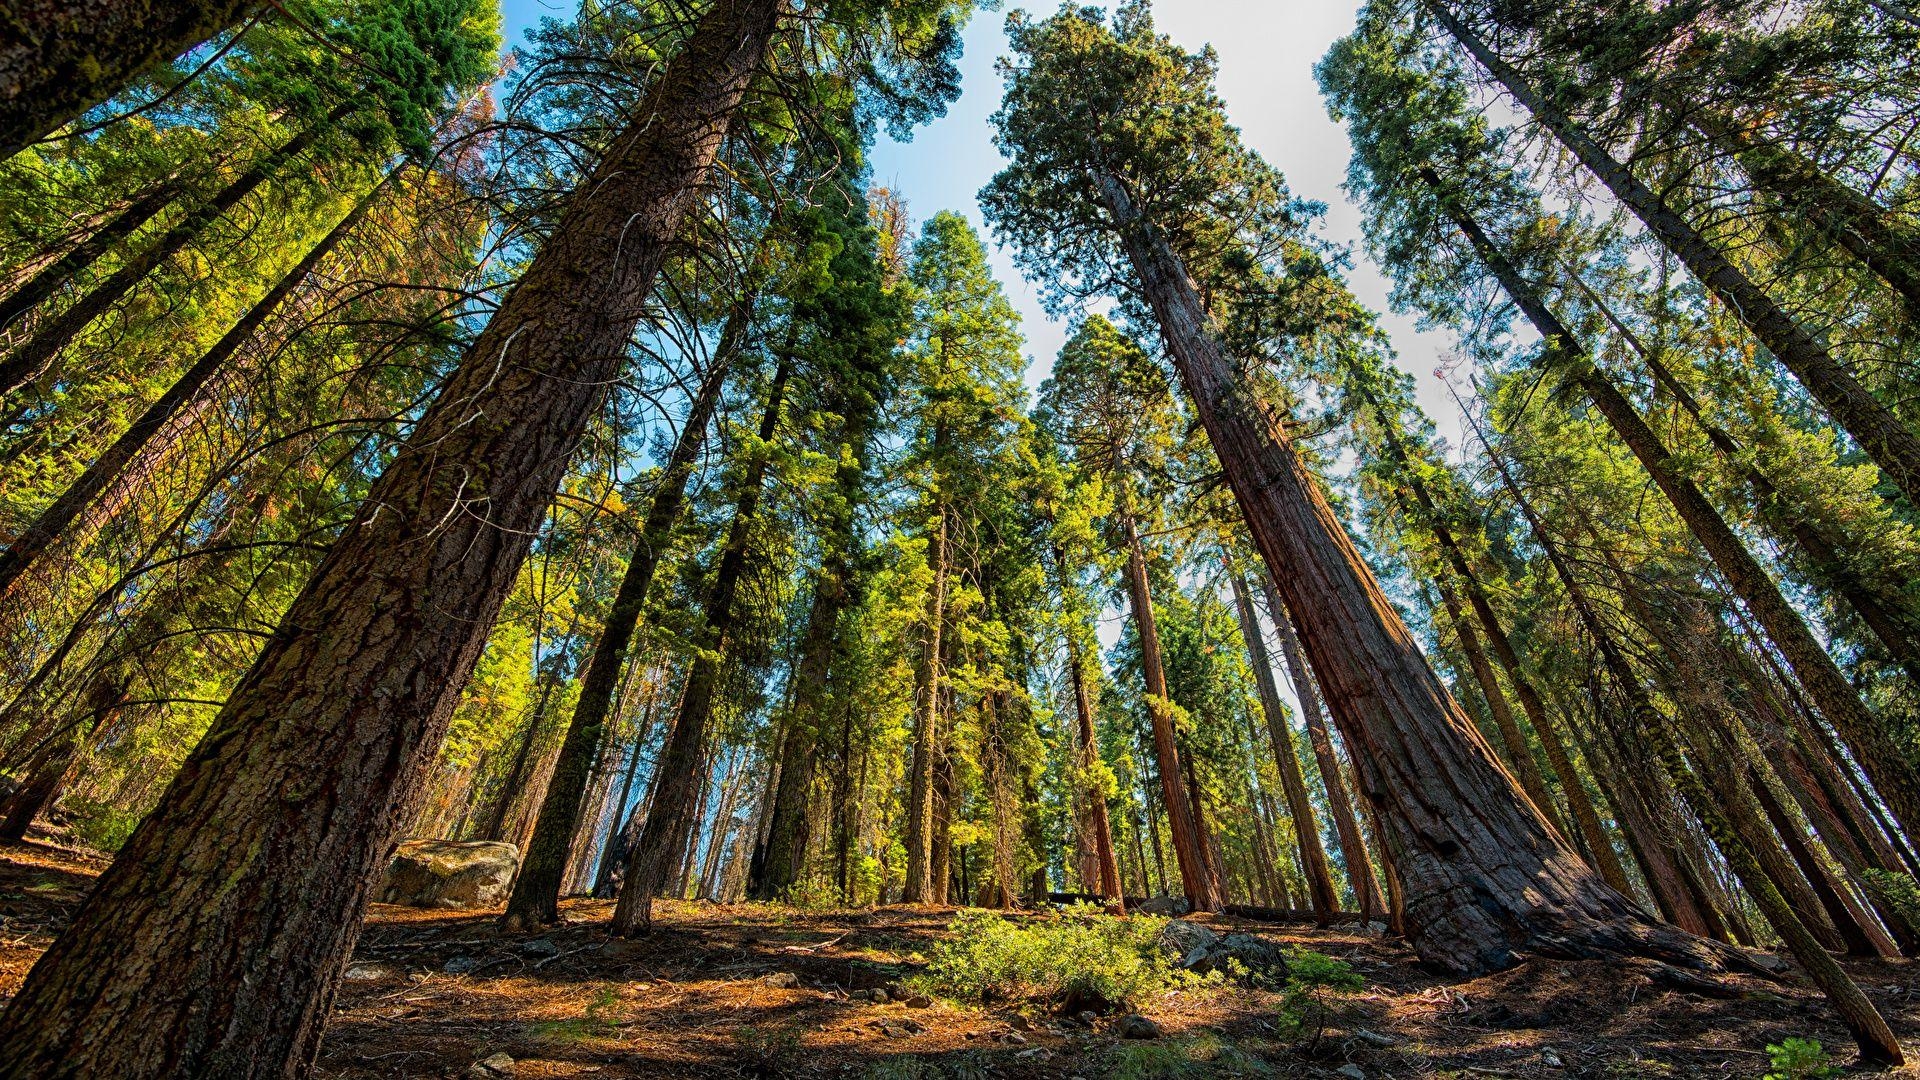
left=1762, top=1037, right=1837, bottom=1080
left=1272, top=950, right=1364, bottom=1051
left=63, top=796, right=141, bottom=853
left=911, top=903, right=1187, bottom=1009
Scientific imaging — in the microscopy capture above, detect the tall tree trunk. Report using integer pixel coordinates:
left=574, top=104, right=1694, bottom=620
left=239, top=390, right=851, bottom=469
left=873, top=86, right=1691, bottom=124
left=1435, top=580, right=1560, bottom=824
left=0, top=2, right=782, bottom=1072
left=1366, top=392, right=1631, bottom=893
left=0, top=178, right=185, bottom=333
left=1119, top=510, right=1223, bottom=910
left=1688, top=109, right=1920, bottom=315
left=1428, top=4, right=1920, bottom=506
left=0, top=104, right=350, bottom=399
left=0, top=0, right=258, bottom=159
left=1481, top=414, right=1901, bottom=1060
left=1259, top=576, right=1382, bottom=921
left=1091, top=168, right=1714, bottom=972
left=1433, top=186, right=1920, bottom=847
left=0, top=171, right=387, bottom=606
left=1230, top=570, right=1336, bottom=921
left=1571, top=272, right=1920, bottom=681
left=612, top=353, right=790, bottom=935
left=502, top=302, right=747, bottom=928
left=1066, top=630, right=1123, bottom=905
left=902, top=500, right=948, bottom=903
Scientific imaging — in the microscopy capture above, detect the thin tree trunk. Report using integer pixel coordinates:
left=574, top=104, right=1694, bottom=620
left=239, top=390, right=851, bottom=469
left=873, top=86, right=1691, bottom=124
left=1120, top=510, right=1222, bottom=910
left=0, top=178, right=185, bottom=333
left=0, top=0, right=258, bottom=159
left=1434, top=182, right=1920, bottom=847
left=0, top=170, right=388, bottom=605
left=1259, top=576, right=1382, bottom=921
left=1066, top=630, right=1123, bottom=905
left=503, top=303, right=747, bottom=928
left=1230, top=570, right=1336, bottom=921
left=1429, top=4, right=1920, bottom=506
left=612, top=353, right=791, bottom=935
left=0, top=105, right=350, bottom=399
left=1092, top=168, right=1714, bottom=972
left=902, top=501, right=948, bottom=903
left=1571, top=272, right=1920, bottom=681
left=1435, top=580, right=1560, bottom=824
left=0, top=2, right=783, bottom=1071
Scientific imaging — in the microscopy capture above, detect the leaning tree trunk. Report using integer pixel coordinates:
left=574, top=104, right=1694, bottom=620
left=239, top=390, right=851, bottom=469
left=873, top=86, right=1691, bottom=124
left=1365, top=392, right=1632, bottom=894
left=0, top=177, right=185, bottom=333
left=0, top=1, right=783, bottom=1073
left=1686, top=108, right=1920, bottom=316
left=1120, top=509, right=1224, bottom=911
left=1484, top=420, right=1902, bottom=1060
left=1091, top=169, right=1717, bottom=973
left=0, top=103, right=350, bottom=400
left=1259, top=576, right=1382, bottom=922
left=612, top=355, right=790, bottom=936
left=1434, top=187, right=1920, bottom=847
left=1230, top=570, right=1337, bottom=921
left=0, top=0, right=258, bottom=159
left=1429, top=4, right=1920, bottom=507
left=1434, top=580, right=1561, bottom=824
left=0, top=170, right=387, bottom=606
left=501, top=301, right=747, bottom=929
left=1571, top=274, right=1920, bottom=682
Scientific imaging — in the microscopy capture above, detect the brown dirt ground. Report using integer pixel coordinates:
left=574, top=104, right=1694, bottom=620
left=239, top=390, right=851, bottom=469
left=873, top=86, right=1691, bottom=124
left=6, top=838, right=1920, bottom=1078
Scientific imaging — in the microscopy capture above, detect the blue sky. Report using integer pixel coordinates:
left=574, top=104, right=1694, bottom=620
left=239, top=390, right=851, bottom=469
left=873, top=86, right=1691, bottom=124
left=496, top=0, right=1467, bottom=449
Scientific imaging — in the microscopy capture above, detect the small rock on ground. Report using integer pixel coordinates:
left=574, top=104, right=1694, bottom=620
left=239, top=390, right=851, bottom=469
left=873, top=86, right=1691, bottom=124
left=1116, top=1015, right=1161, bottom=1040
left=761, top=971, right=801, bottom=988
left=468, top=1051, right=515, bottom=1077
left=1336, top=1065, right=1365, bottom=1080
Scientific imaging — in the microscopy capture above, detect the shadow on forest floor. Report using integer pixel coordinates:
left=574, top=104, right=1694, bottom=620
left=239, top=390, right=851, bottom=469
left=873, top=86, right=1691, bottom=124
left=5, top=837, right=1920, bottom=1078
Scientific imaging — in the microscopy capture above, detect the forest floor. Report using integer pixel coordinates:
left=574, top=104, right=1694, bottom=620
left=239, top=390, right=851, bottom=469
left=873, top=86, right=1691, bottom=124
left=6, top=839, right=1920, bottom=1079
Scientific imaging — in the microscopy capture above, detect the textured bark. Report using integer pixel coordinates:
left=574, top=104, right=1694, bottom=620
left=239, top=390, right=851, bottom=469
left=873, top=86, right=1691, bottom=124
left=0, top=178, right=184, bottom=333
left=0, top=0, right=258, bottom=159
left=1431, top=4, right=1920, bottom=506
left=1258, top=577, right=1382, bottom=922
left=1120, top=512, right=1223, bottom=910
left=612, top=354, right=790, bottom=934
left=1093, top=169, right=1712, bottom=973
left=1435, top=581, right=1560, bottom=825
left=0, top=105, right=348, bottom=399
left=1368, top=397, right=1630, bottom=893
left=0, top=173, right=383, bottom=606
left=1230, top=571, right=1337, bottom=921
left=503, top=304, right=745, bottom=928
left=1435, top=186, right=1920, bottom=848
left=0, top=2, right=781, bottom=1072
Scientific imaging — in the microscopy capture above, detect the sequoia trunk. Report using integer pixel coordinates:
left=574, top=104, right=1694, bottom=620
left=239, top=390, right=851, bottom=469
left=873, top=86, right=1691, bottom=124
left=0, top=3, right=782, bottom=1072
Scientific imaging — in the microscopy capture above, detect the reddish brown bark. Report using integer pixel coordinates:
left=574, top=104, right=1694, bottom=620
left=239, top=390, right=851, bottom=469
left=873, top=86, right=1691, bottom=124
left=1092, top=169, right=1713, bottom=973
left=1119, top=511, right=1223, bottom=911
left=1230, top=570, right=1337, bottom=922
left=0, top=3, right=782, bottom=1072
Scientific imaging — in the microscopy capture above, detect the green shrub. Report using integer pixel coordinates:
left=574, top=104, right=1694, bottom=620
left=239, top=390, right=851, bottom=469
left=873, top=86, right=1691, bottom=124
left=911, top=903, right=1184, bottom=1009
left=1762, top=1037, right=1837, bottom=1080
left=63, top=796, right=141, bottom=853
left=1273, top=950, right=1363, bottom=1051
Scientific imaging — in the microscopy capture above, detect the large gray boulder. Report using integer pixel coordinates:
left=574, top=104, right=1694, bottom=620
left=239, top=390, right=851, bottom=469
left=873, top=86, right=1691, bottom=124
left=1154, top=920, right=1288, bottom=980
left=379, top=839, right=519, bottom=909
